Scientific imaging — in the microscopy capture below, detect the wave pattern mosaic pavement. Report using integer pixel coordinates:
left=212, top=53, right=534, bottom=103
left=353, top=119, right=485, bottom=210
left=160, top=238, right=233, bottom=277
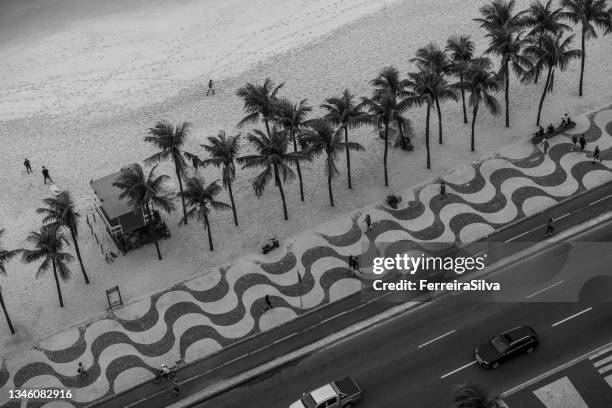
left=1, top=106, right=612, bottom=407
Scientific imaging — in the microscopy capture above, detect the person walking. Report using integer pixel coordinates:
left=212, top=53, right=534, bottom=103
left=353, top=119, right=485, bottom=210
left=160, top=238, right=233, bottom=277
left=24, top=158, right=32, bottom=174
left=347, top=255, right=354, bottom=271
left=579, top=134, right=586, bottom=151
left=541, top=138, right=549, bottom=154
left=440, top=180, right=447, bottom=200
left=77, top=362, right=88, bottom=379
left=171, top=381, right=180, bottom=400
left=264, top=294, right=273, bottom=311
left=593, top=146, right=601, bottom=163
left=545, top=217, right=554, bottom=237
left=206, top=79, right=215, bottom=96
left=364, top=214, right=372, bottom=232
left=42, top=166, right=53, bottom=184
left=352, top=255, right=361, bottom=273
left=571, top=135, right=577, bottom=151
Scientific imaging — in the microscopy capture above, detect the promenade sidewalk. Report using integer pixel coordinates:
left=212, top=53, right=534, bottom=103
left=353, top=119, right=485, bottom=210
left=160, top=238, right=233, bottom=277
left=1, top=105, right=612, bottom=407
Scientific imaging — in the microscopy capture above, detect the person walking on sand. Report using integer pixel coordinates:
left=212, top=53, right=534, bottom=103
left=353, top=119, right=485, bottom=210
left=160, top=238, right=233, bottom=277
left=593, top=146, right=601, bottom=163
left=545, top=217, right=554, bottom=237
left=264, top=294, right=273, bottom=311
left=541, top=138, right=549, bottom=154
left=206, top=79, right=215, bottom=96
left=571, top=135, right=577, bottom=151
left=42, top=166, right=52, bottom=184
left=364, top=214, right=372, bottom=232
left=579, top=134, right=586, bottom=151
left=24, top=158, right=32, bottom=174
left=440, top=180, right=447, bottom=200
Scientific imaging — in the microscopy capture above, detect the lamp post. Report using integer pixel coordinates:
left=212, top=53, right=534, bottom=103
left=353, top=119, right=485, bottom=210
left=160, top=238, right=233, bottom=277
left=0, top=286, right=16, bottom=335
left=297, top=270, right=303, bottom=310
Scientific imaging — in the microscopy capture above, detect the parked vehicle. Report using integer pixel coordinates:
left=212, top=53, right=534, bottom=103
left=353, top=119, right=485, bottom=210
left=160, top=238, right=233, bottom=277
left=290, top=377, right=362, bottom=408
left=475, top=326, right=539, bottom=369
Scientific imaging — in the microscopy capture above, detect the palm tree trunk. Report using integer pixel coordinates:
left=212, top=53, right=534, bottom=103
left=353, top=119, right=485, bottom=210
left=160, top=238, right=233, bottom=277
left=274, top=164, right=289, bottom=220
left=69, top=227, right=89, bottom=284
left=471, top=104, right=479, bottom=152
left=176, top=164, right=188, bottom=225
left=146, top=204, right=162, bottom=260
left=537, top=67, right=553, bottom=126
left=52, top=261, right=64, bottom=307
left=292, top=133, right=305, bottom=201
left=435, top=97, right=443, bottom=144
left=344, top=127, right=352, bottom=189
left=227, top=180, right=238, bottom=226
left=579, top=28, right=585, bottom=97
left=425, top=104, right=431, bottom=169
left=0, top=288, right=15, bottom=334
left=460, top=73, right=468, bottom=124
left=205, top=215, right=214, bottom=251
left=264, top=118, right=271, bottom=137
left=383, top=122, right=389, bottom=187
left=504, top=60, right=510, bottom=128
left=327, top=163, right=334, bottom=207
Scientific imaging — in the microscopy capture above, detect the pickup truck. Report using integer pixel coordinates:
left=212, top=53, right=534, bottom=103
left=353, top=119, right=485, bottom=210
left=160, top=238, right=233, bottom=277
left=290, top=377, right=362, bottom=408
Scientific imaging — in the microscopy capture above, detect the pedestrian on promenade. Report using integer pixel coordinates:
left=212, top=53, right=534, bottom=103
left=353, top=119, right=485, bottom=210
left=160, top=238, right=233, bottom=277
left=579, top=134, right=586, bottom=151
left=264, top=294, right=273, bottom=311
left=541, top=138, right=549, bottom=154
left=42, top=166, right=53, bottom=184
left=571, top=135, right=577, bottom=151
left=347, top=255, right=354, bottom=270
left=593, top=146, right=601, bottom=163
left=440, top=180, right=446, bottom=200
left=77, top=362, right=88, bottom=379
left=24, top=158, right=32, bottom=174
left=364, top=214, right=372, bottom=232
left=545, top=218, right=554, bottom=237
left=171, top=381, right=180, bottom=400
left=206, top=79, right=215, bottom=96
left=352, top=255, right=361, bottom=272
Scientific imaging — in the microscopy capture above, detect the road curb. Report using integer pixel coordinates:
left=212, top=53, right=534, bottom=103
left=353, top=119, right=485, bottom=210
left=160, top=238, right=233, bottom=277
left=500, top=340, right=612, bottom=398
left=168, top=300, right=423, bottom=408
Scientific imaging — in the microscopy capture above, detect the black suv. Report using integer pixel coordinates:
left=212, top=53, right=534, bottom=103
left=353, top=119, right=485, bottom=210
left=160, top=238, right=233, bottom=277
left=475, top=326, right=539, bottom=369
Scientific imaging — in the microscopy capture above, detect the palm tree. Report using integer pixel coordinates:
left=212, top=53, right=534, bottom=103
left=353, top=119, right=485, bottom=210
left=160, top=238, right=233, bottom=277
left=369, top=67, right=413, bottom=148
left=410, top=45, right=456, bottom=144
left=200, top=132, right=241, bottom=226
left=237, top=128, right=309, bottom=220
left=454, top=57, right=502, bottom=152
left=361, top=90, right=411, bottom=187
left=321, top=90, right=369, bottom=189
left=0, top=228, right=18, bottom=334
left=144, top=120, right=197, bottom=225
left=446, top=35, right=476, bottom=124
left=303, top=119, right=364, bottom=206
left=454, top=383, right=504, bottom=408
left=236, top=78, right=284, bottom=137
left=21, top=225, right=73, bottom=307
left=522, top=0, right=573, bottom=83
left=272, top=97, right=312, bottom=201
left=178, top=177, right=231, bottom=251
left=483, top=27, right=531, bottom=127
left=37, top=191, right=89, bottom=284
left=406, top=70, right=439, bottom=169
left=522, top=33, right=581, bottom=125
left=561, top=0, right=612, bottom=96
left=113, top=164, right=175, bottom=260
left=474, top=0, right=526, bottom=30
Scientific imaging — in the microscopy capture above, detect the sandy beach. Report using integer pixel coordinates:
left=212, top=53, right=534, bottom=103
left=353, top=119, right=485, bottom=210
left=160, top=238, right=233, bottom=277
left=0, top=0, right=610, bottom=357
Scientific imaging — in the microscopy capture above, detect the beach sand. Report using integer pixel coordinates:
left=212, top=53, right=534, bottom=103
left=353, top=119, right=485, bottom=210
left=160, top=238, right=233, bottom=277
left=0, top=0, right=610, bottom=355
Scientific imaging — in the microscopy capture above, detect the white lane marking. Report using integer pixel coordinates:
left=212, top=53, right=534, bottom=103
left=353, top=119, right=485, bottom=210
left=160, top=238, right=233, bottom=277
left=418, top=330, right=456, bottom=348
left=505, top=225, right=542, bottom=242
left=552, top=307, right=593, bottom=327
left=589, top=194, right=612, bottom=206
left=556, top=212, right=572, bottom=220
left=526, top=280, right=565, bottom=299
left=440, top=361, right=477, bottom=379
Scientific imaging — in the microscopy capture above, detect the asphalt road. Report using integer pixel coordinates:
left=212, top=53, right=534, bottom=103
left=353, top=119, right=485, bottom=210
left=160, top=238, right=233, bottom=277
left=194, top=215, right=612, bottom=407
left=95, top=181, right=612, bottom=408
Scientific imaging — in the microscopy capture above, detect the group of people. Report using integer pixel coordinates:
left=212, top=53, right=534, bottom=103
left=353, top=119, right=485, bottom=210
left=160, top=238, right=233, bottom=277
left=23, top=158, right=54, bottom=184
